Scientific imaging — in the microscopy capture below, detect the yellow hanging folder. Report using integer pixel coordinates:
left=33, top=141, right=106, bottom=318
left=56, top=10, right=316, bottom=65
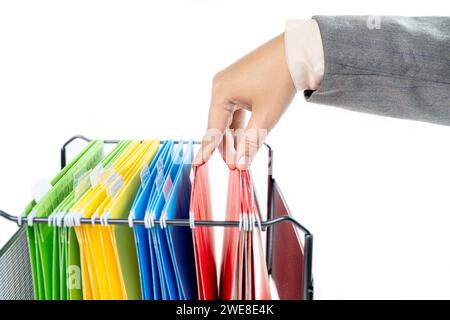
left=71, top=140, right=135, bottom=299
left=107, top=140, right=159, bottom=299
left=73, top=140, right=159, bottom=300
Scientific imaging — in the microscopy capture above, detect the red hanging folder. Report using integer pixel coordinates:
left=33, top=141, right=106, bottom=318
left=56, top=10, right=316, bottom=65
left=190, top=164, right=218, bottom=300
left=220, top=170, right=271, bottom=300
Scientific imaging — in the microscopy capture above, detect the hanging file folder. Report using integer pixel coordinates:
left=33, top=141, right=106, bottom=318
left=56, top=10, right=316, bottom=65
left=131, top=140, right=172, bottom=300
left=220, top=169, right=271, bottom=300
left=190, top=164, right=218, bottom=300
left=27, top=140, right=104, bottom=300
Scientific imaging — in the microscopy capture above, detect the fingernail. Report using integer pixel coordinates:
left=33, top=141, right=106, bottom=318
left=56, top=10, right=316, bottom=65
left=237, top=156, right=251, bottom=170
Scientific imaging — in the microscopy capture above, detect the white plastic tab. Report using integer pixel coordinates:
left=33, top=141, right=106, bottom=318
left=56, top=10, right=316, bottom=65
left=69, top=212, right=75, bottom=227
left=56, top=211, right=65, bottom=227
left=63, top=213, right=70, bottom=227
left=48, top=212, right=54, bottom=227
left=128, top=209, right=134, bottom=228
left=91, top=212, right=98, bottom=226
left=17, top=211, right=26, bottom=227
left=148, top=211, right=155, bottom=228
left=160, top=211, right=166, bottom=229
left=104, top=169, right=119, bottom=188
left=89, top=165, right=104, bottom=188
left=99, top=212, right=105, bottom=226
left=27, top=209, right=37, bottom=227
left=156, top=157, right=164, bottom=173
left=74, top=211, right=82, bottom=226
left=189, top=211, right=195, bottom=229
left=101, top=212, right=111, bottom=226
left=108, top=176, right=124, bottom=199
left=140, top=164, right=149, bottom=186
left=155, top=171, right=164, bottom=191
left=243, top=213, right=248, bottom=231
left=144, top=211, right=151, bottom=229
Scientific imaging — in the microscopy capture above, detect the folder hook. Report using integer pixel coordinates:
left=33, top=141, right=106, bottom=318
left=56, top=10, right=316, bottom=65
left=160, top=212, right=166, bottom=229
left=127, top=210, right=134, bottom=228
left=189, top=211, right=195, bottom=229
left=17, top=211, right=26, bottom=227
left=102, top=212, right=111, bottom=226
left=56, top=211, right=64, bottom=227
left=27, top=210, right=36, bottom=227
left=144, top=211, right=151, bottom=229
left=91, top=212, right=98, bottom=226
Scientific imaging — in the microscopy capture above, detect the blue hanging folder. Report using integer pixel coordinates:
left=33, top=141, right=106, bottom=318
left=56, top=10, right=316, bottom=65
left=163, top=140, right=198, bottom=300
left=146, top=141, right=180, bottom=299
left=130, top=140, right=172, bottom=300
left=147, top=141, right=184, bottom=300
left=131, top=140, right=197, bottom=300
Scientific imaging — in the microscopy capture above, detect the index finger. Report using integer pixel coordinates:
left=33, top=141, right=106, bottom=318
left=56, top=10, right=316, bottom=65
left=193, top=98, right=236, bottom=166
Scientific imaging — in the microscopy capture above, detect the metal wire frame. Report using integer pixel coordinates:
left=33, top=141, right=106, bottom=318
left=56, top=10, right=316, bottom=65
left=0, top=134, right=314, bottom=300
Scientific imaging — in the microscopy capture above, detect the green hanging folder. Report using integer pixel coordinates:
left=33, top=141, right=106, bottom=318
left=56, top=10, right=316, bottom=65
left=25, top=140, right=101, bottom=300
left=26, top=140, right=104, bottom=300
left=52, top=193, right=78, bottom=300
left=26, top=139, right=131, bottom=300
left=63, top=140, right=130, bottom=300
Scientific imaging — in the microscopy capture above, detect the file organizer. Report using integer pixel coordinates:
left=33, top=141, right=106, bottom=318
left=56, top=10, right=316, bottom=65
left=0, top=135, right=314, bottom=300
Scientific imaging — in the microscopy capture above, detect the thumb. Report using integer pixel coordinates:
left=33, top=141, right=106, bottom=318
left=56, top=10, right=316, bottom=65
left=235, top=114, right=269, bottom=170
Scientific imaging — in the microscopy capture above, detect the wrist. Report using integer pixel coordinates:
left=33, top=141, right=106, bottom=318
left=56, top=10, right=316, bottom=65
left=285, top=19, right=324, bottom=91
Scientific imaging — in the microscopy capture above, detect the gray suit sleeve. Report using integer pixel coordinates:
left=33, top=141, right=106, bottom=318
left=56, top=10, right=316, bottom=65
left=306, top=16, right=450, bottom=125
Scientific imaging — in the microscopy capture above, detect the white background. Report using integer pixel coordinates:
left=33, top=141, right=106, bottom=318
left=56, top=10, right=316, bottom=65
left=1, top=0, right=450, bottom=299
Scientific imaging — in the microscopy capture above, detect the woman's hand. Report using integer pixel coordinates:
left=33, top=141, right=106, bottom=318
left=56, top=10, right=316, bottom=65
left=194, top=20, right=323, bottom=170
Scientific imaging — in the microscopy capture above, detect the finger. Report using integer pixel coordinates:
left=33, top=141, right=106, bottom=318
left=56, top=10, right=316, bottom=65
left=194, top=98, right=236, bottom=166
left=230, top=108, right=247, bottom=146
left=219, top=109, right=246, bottom=169
left=235, top=112, right=269, bottom=170
left=219, top=129, right=237, bottom=169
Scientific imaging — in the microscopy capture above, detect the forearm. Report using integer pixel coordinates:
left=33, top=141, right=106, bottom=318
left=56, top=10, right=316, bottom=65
left=287, top=16, right=450, bottom=125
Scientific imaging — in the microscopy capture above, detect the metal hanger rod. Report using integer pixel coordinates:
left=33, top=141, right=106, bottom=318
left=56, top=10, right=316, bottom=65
left=0, top=209, right=310, bottom=234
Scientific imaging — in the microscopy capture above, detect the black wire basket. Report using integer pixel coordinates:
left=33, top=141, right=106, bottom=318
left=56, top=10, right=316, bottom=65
left=0, top=135, right=314, bottom=300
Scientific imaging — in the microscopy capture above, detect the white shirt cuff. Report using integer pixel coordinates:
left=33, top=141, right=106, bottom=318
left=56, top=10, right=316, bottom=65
left=285, top=19, right=324, bottom=91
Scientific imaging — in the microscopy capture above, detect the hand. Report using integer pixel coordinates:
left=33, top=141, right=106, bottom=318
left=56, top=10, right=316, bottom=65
left=194, top=21, right=323, bottom=170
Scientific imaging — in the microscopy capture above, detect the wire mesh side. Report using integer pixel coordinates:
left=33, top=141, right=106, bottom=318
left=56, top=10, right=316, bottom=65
left=0, top=227, right=34, bottom=300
